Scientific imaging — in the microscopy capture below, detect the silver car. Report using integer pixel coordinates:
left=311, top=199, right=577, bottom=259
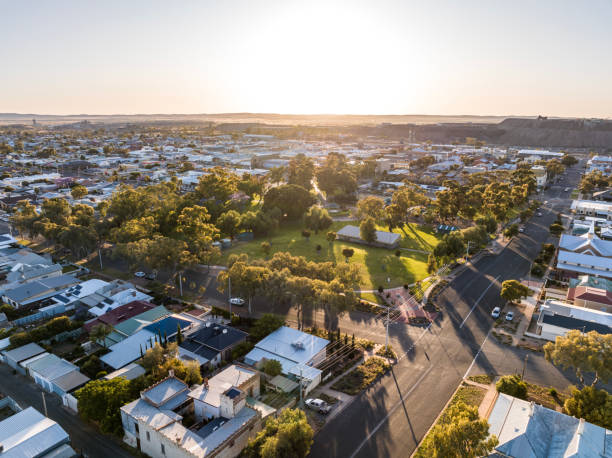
left=305, top=398, right=331, bottom=414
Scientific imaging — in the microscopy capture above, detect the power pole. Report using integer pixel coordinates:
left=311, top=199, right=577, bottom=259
left=228, top=277, right=232, bottom=316
left=385, top=305, right=390, bottom=349
left=521, top=354, right=529, bottom=380
left=299, top=367, right=303, bottom=407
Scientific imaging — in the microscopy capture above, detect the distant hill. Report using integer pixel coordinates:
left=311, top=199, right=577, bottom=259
left=1, top=112, right=611, bottom=149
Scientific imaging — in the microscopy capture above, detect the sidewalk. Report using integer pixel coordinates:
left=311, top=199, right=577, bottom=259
left=462, top=378, right=498, bottom=418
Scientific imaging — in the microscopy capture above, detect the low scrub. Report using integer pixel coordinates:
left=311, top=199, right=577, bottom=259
left=331, top=357, right=390, bottom=395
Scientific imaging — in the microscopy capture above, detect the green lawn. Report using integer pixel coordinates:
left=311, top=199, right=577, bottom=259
left=220, top=221, right=439, bottom=289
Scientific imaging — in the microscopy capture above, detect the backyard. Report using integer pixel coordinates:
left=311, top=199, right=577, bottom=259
left=220, top=221, right=441, bottom=289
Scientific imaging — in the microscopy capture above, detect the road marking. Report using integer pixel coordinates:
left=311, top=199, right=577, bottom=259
left=397, top=322, right=432, bottom=362
left=459, top=275, right=501, bottom=329
left=463, top=329, right=492, bottom=379
left=349, top=365, right=434, bottom=458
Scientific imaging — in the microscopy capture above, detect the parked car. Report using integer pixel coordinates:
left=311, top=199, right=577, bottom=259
left=305, top=398, right=331, bottom=414
left=491, top=307, right=501, bottom=319
left=564, top=187, right=570, bottom=192
left=134, top=271, right=146, bottom=278
left=518, top=226, right=525, bottom=233
left=145, top=271, right=157, bottom=280
left=229, top=297, right=245, bottom=306
left=536, top=212, right=543, bottom=217
left=505, top=311, right=514, bottom=321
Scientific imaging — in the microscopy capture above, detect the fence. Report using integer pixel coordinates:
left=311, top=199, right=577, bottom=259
left=12, top=304, right=66, bottom=326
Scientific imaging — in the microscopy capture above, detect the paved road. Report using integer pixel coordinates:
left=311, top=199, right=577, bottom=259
left=0, top=364, right=132, bottom=458
left=309, top=164, right=585, bottom=458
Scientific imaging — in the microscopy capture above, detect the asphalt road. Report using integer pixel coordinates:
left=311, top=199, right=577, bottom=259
left=309, top=164, right=586, bottom=458
left=0, top=363, right=133, bottom=458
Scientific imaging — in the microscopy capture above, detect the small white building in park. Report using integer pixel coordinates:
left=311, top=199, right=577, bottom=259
left=336, top=225, right=401, bottom=249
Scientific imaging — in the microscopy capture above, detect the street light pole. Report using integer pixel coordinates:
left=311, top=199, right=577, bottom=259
left=228, top=277, right=232, bottom=316
left=521, top=354, right=529, bottom=380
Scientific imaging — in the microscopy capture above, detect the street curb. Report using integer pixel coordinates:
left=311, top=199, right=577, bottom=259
left=410, top=380, right=466, bottom=458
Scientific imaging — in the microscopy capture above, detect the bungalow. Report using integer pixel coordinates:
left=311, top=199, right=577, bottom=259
left=567, top=276, right=612, bottom=313
left=1, top=342, right=46, bottom=373
left=21, top=352, right=90, bottom=396
left=0, top=407, right=76, bottom=457
left=536, top=299, right=612, bottom=341
left=336, top=225, right=401, bottom=249
left=2, top=274, right=80, bottom=308
left=179, top=323, right=247, bottom=368
left=244, top=326, right=328, bottom=395
left=488, top=393, right=612, bottom=457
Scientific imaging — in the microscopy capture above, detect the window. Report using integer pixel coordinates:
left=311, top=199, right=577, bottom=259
left=146, top=431, right=150, bottom=441
left=134, top=422, right=139, bottom=433
left=161, top=444, right=165, bottom=455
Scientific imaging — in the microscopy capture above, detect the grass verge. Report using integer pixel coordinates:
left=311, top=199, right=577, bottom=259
left=330, top=357, right=390, bottom=395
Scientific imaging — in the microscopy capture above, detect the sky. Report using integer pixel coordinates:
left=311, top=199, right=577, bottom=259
left=1, top=0, right=612, bottom=117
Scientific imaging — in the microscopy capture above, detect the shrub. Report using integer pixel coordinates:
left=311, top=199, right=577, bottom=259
left=496, top=375, right=528, bottom=399
left=549, top=387, right=557, bottom=397
left=262, top=359, right=282, bottom=377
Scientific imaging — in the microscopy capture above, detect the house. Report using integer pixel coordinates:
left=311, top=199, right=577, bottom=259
left=4, top=263, right=62, bottom=285
left=535, top=299, right=612, bottom=341
left=555, top=229, right=612, bottom=281
left=179, top=323, right=248, bottom=368
left=21, top=352, right=90, bottom=396
left=487, top=392, right=612, bottom=457
left=336, top=225, right=401, bottom=249
left=1, top=274, right=80, bottom=308
left=0, top=406, right=76, bottom=457
left=531, top=165, right=547, bottom=189
left=103, top=362, right=146, bottom=381
left=188, top=365, right=260, bottom=420
left=100, top=314, right=195, bottom=370
left=121, top=370, right=260, bottom=458
left=516, top=149, right=563, bottom=161
left=244, top=326, right=329, bottom=394
left=567, top=275, right=612, bottom=313
left=571, top=200, right=612, bottom=221
left=1, top=342, right=46, bottom=373
left=83, top=300, right=158, bottom=333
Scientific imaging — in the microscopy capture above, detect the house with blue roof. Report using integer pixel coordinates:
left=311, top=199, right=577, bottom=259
left=244, top=326, right=329, bottom=394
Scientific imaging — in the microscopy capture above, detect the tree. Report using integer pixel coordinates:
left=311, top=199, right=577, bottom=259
left=262, top=359, right=282, bottom=377
left=176, top=324, right=184, bottom=345
left=495, top=375, right=527, bottom=399
left=356, top=196, right=385, bottom=220
left=545, top=159, right=566, bottom=179
left=416, top=401, right=498, bottom=458
left=544, top=330, right=612, bottom=387
left=217, top=210, right=242, bottom=238
left=360, top=217, right=377, bottom=244
left=70, top=184, right=88, bottom=200
left=76, top=378, right=136, bottom=435
left=251, top=314, right=285, bottom=341
left=303, top=206, right=332, bottom=234
left=342, top=248, right=354, bottom=263
left=475, top=215, right=497, bottom=234
left=561, top=154, right=578, bottom=167
left=564, top=385, right=612, bottom=429
left=262, top=184, right=316, bottom=221
left=89, top=324, right=111, bottom=348
left=549, top=222, right=564, bottom=237
left=500, top=279, right=529, bottom=303
left=504, top=224, right=519, bottom=239
left=243, top=408, right=313, bottom=458
left=301, top=229, right=311, bottom=241
left=316, top=153, right=357, bottom=204
left=261, top=241, right=271, bottom=258
left=427, top=253, right=437, bottom=274
left=326, top=231, right=336, bottom=247
left=287, top=154, right=315, bottom=190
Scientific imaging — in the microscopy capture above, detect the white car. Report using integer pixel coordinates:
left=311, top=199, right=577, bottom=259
left=305, top=398, right=331, bottom=414
left=134, top=271, right=146, bottom=278
left=491, top=307, right=501, bottom=319
left=229, top=297, right=245, bottom=306
left=505, top=311, right=514, bottom=321
left=518, top=226, right=525, bottom=233
left=536, top=212, right=543, bottom=217
left=564, top=187, right=570, bottom=192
